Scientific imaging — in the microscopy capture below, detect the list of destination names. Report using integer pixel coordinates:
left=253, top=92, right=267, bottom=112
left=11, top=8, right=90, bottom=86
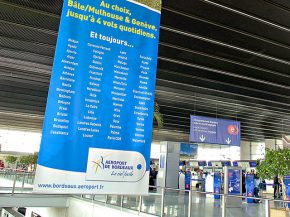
left=50, top=38, right=78, bottom=136
left=49, top=37, right=154, bottom=145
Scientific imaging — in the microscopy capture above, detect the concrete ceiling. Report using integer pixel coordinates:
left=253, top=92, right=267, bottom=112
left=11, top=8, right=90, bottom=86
left=1, top=0, right=290, bottom=142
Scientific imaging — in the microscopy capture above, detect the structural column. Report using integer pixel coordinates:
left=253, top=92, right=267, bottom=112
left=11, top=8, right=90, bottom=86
left=157, top=141, right=180, bottom=190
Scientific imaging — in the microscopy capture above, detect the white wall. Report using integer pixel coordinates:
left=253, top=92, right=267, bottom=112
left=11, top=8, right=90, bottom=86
left=240, top=141, right=251, bottom=160
left=0, top=129, right=41, bottom=153
left=197, top=143, right=240, bottom=161
left=150, top=142, right=160, bottom=159
left=250, top=142, right=265, bottom=160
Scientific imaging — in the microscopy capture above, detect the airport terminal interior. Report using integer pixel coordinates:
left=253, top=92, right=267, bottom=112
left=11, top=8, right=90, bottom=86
left=1, top=0, right=290, bottom=217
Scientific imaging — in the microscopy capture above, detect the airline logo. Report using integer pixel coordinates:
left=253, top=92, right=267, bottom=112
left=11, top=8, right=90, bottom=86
left=228, top=125, right=239, bottom=135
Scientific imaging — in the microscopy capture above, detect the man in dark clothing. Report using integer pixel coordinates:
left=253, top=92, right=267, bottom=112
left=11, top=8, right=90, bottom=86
left=152, top=168, right=157, bottom=188
left=242, top=172, right=246, bottom=195
left=273, top=176, right=280, bottom=198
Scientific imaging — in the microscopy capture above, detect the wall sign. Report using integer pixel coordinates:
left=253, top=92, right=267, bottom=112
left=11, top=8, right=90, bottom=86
left=34, top=0, right=161, bottom=194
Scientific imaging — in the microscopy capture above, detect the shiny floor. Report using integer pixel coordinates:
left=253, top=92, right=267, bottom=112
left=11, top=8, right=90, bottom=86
left=100, top=191, right=283, bottom=217
left=143, top=191, right=265, bottom=217
left=0, top=174, right=283, bottom=217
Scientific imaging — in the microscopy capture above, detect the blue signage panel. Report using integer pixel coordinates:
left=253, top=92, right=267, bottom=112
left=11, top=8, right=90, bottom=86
left=228, top=169, right=241, bottom=195
left=222, top=161, right=231, bottom=167
left=232, top=161, right=238, bottom=167
left=214, top=173, right=221, bottom=199
left=34, top=0, right=161, bottom=194
left=190, top=115, right=240, bottom=146
left=284, top=176, right=290, bottom=208
left=246, top=174, right=254, bottom=203
left=198, top=161, right=206, bottom=167
left=185, top=171, right=192, bottom=190
left=249, top=161, right=257, bottom=167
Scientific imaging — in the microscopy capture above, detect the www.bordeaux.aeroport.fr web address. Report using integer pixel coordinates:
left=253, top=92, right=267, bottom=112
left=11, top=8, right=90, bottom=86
left=37, top=183, right=104, bottom=190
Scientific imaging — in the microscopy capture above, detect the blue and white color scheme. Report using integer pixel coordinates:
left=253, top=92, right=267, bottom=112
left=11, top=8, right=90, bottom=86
left=246, top=174, right=254, bottom=203
left=228, top=169, right=241, bottom=195
left=214, top=173, right=221, bottom=199
left=190, top=115, right=241, bottom=146
left=284, top=176, right=290, bottom=208
left=249, top=161, right=257, bottom=167
left=34, top=0, right=161, bottom=194
left=185, top=171, right=192, bottom=190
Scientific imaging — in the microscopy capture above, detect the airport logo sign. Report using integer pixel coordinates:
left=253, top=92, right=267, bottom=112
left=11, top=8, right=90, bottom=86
left=86, top=148, right=146, bottom=182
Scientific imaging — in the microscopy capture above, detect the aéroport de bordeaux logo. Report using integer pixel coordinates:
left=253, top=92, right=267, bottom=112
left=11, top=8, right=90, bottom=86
left=92, top=155, right=143, bottom=177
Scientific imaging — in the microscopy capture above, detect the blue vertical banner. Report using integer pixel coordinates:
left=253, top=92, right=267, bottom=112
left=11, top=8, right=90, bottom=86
left=190, top=115, right=240, bottom=146
left=185, top=171, right=192, bottom=190
left=246, top=174, right=254, bottom=203
left=228, top=169, right=241, bottom=195
left=284, top=176, right=290, bottom=208
left=34, top=0, right=161, bottom=194
left=214, top=173, right=221, bottom=199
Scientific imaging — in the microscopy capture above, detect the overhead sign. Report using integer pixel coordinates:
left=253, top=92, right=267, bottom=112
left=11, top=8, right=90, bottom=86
left=232, top=161, right=238, bottom=167
left=190, top=115, right=241, bottom=146
left=198, top=161, right=206, bottom=167
left=34, top=0, right=161, bottom=194
left=221, top=161, right=231, bottom=167
left=249, top=161, right=257, bottom=167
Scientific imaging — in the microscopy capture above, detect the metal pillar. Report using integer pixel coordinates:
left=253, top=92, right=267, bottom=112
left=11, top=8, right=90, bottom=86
left=160, top=187, right=165, bottom=217
left=188, top=190, right=192, bottom=217
left=222, top=195, right=226, bottom=217
left=265, top=199, right=270, bottom=217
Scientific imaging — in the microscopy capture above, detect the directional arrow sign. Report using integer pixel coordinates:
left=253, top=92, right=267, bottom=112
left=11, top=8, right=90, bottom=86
left=200, top=135, right=206, bottom=142
left=226, top=138, right=231, bottom=145
left=190, top=115, right=240, bottom=146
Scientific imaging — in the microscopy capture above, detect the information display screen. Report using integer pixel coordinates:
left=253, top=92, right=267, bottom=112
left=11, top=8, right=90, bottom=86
left=232, top=161, right=238, bottom=167
left=249, top=162, right=257, bottom=167
left=198, top=161, right=206, bottom=167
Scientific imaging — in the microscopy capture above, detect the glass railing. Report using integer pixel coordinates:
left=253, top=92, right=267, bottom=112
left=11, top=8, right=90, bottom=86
left=0, top=171, right=289, bottom=217
left=78, top=187, right=290, bottom=217
left=0, top=169, right=34, bottom=193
